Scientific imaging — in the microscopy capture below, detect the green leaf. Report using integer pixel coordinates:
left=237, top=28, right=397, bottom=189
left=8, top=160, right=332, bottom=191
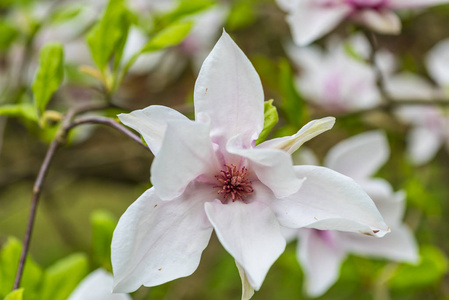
left=86, top=0, right=130, bottom=71
left=4, top=289, right=23, bottom=300
left=154, top=0, right=215, bottom=30
left=0, top=21, right=18, bottom=51
left=39, top=254, right=89, bottom=300
left=49, top=5, right=83, bottom=25
left=141, top=21, right=193, bottom=53
left=0, top=104, right=38, bottom=122
left=389, top=245, right=448, bottom=291
left=91, top=210, right=118, bottom=272
left=0, top=237, right=42, bottom=299
left=226, top=0, right=256, bottom=31
left=32, top=43, right=64, bottom=115
left=256, top=100, right=278, bottom=145
left=278, top=59, right=308, bottom=127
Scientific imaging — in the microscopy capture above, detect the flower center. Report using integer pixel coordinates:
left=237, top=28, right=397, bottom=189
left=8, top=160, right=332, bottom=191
left=214, top=164, right=254, bottom=202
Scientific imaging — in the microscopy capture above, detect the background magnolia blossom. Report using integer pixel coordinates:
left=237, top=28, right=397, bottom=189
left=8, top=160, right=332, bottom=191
left=276, top=0, right=449, bottom=46
left=288, top=131, right=419, bottom=297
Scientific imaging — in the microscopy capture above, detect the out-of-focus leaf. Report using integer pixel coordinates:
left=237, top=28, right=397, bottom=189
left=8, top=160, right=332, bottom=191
left=256, top=100, right=278, bottom=145
left=91, top=210, right=117, bottom=272
left=154, top=0, right=215, bottom=29
left=404, top=177, right=441, bottom=216
left=141, top=21, right=193, bottom=53
left=86, top=0, right=130, bottom=71
left=0, top=21, right=18, bottom=51
left=0, top=104, right=38, bottom=122
left=0, top=237, right=42, bottom=299
left=32, top=43, right=64, bottom=115
left=389, top=245, right=448, bottom=291
left=4, top=289, right=23, bottom=300
left=226, top=0, right=256, bottom=31
left=49, top=5, right=83, bottom=25
left=39, top=253, right=89, bottom=300
left=278, top=59, right=308, bottom=127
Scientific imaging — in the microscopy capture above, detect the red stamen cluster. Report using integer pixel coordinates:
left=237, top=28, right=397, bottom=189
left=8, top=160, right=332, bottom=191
left=215, top=164, right=254, bottom=202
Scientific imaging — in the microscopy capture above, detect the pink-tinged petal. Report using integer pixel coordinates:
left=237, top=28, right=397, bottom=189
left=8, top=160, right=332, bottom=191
left=385, top=73, right=438, bottom=101
left=194, top=31, right=264, bottom=148
left=271, top=166, right=390, bottom=237
left=388, top=0, right=449, bottom=9
left=258, top=117, right=335, bottom=154
left=286, top=3, right=351, bottom=46
left=68, top=269, right=131, bottom=300
left=236, top=261, right=255, bottom=300
left=426, top=38, right=449, bottom=88
left=342, top=224, right=419, bottom=263
left=151, top=119, right=219, bottom=200
left=407, top=126, right=443, bottom=165
left=324, top=131, right=389, bottom=179
left=112, top=186, right=214, bottom=293
left=227, top=136, right=304, bottom=198
left=297, top=229, right=346, bottom=297
left=353, top=9, right=401, bottom=35
left=118, top=105, right=188, bottom=155
left=204, top=200, right=286, bottom=290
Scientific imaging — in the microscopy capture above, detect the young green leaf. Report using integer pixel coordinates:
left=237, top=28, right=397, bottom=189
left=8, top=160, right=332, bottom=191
left=39, top=253, right=89, bottom=300
left=4, top=289, right=23, bottom=300
left=0, top=237, right=42, bottom=299
left=141, top=21, right=193, bottom=53
left=0, top=21, right=18, bottom=51
left=86, top=0, right=130, bottom=71
left=91, top=210, right=118, bottom=272
left=256, top=100, right=279, bottom=145
left=32, top=43, right=64, bottom=115
left=0, top=104, right=38, bottom=122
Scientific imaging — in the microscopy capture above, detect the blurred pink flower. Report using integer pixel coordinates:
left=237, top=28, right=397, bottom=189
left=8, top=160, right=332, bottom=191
left=111, top=31, right=389, bottom=297
left=286, top=36, right=380, bottom=113
left=276, top=0, right=449, bottom=46
left=289, top=131, right=419, bottom=297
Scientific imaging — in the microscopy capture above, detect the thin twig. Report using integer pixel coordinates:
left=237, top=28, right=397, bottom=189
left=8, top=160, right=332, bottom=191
left=68, top=116, right=148, bottom=150
left=13, top=104, right=147, bottom=290
left=13, top=138, right=59, bottom=289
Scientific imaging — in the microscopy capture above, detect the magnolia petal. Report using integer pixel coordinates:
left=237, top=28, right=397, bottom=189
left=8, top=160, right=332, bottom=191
left=286, top=3, right=351, bottom=46
left=118, top=105, right=188, bottom=155
left=204, top=200, right=286, bottom=290
left=68, top=269, right=131, bottom=300
left=112, top=187, right=213, bottom=293
left=258, top=117, right=335, bottom=155
left=236, top=261, right=255, bottom=300
left=354, top=9, right=401, bottom=35
left=297, top=229, right=346, bottom=298
left=425, top=38, right=449, bottom=88
left=151, top=119, right=219, bottom=200
left=194, top=31, right=264, bottom=148
left=324, top=131, right=389, bottom=180
left=342, top=224, right=419, bottom=263
left=407, top=126, right=442, bottom=166
left=389, top=0, right=449, bottom=9
left=227, top=135, right=304, bottom=198
left=271, top=166, right=390, bottom=237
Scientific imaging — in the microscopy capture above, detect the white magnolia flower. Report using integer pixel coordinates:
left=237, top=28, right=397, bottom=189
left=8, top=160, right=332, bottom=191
left=68, top=269, right=131, bottom=300
left=276, top=0, right=449, bottom=46
left=289, top=131, right=419, bottom=297
left=286, top=37, right=380, bottom=113
left=112, top=31, right=389, bottom=298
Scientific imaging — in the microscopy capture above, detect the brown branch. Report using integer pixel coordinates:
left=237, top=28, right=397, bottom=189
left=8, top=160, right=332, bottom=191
left=13, top=104, right=148, bottom=290
left=68, top=116, right=148, bottom=150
